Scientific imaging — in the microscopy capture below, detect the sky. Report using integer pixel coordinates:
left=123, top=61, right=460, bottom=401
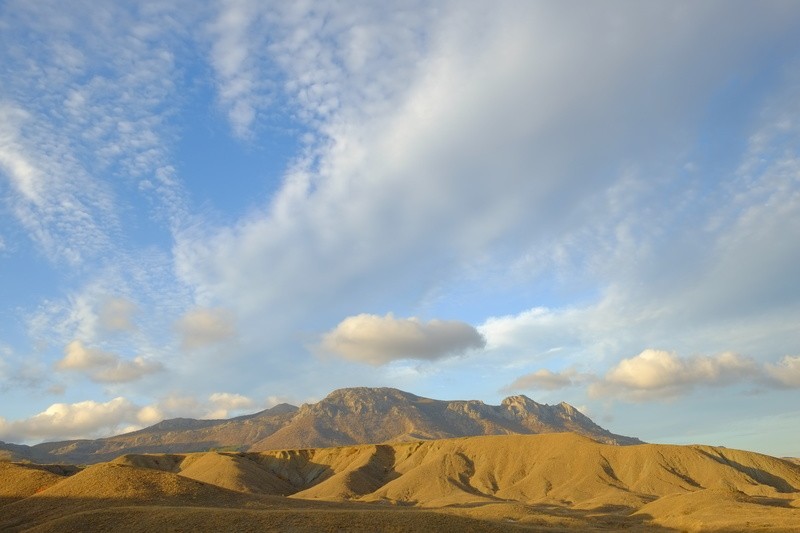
left=1, top=0, right=799, bottom=457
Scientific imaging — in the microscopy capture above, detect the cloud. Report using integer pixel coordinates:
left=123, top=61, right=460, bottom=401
left=56, top=340, right=163, bottom=383
left=205, top=392, right=255, bottom=419
left=0, top=397, right=140, bottom=442
left=501, top=368, right=581, bottom=393
left=207, top=0, right=272, bottom=139
left=176, top=2, right=800, bottom=379
left=589, top=349, right=756, bottom=401
left=320, top=313, right=485, bottom=366
left=57, top=341, right=117, bottom=370
left=91, top=357, right=164, bottom=384
left=174, top=308, right=236, bottom=350
left=0, top=102, right=114, bottom=264
left=0, top=390, right=263, bottom=443
left=98, top=297, right=138, bottom=332
left=764, top=355, right=800, bottom=388
left=0, top=1, right=189, bottom=269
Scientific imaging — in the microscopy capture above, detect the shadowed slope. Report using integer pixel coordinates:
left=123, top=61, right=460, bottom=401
left=3, top=434, right=799, bottom=531
left=0, top=462, right=76, bottom=504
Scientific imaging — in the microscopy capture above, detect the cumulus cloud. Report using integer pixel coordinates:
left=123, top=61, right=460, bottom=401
left=0, top=397, right=140, bottom=442
left=589, top=349, right=756, bottom=401
left=56, top=340, right=162, bottom=383
left=320, top=313, right=485, bottom=366
left=501, top=368, right=582, bottom=393
left=174, top=308, right=236, bottom=350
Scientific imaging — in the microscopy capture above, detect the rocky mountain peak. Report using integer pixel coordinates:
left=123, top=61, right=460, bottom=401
left=501, top=394, right=543, bottom=415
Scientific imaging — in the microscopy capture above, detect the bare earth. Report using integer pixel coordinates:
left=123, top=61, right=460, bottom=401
left=2, top=433, right=798, bottom=532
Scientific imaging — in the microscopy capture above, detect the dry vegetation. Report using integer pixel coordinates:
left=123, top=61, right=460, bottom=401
left=1, top=433, right=799, bottom=532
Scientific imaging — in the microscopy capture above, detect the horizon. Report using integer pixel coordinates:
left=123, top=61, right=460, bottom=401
left=1, top=1, right=800, bottom=458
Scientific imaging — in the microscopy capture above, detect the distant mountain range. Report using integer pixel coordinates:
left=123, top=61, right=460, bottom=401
left=0, top=387, right=641, bottom=464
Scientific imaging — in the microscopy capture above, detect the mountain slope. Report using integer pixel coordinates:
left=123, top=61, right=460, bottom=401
left=249, top=387, right=639, bottom=451
left=0, top=387, right=639, bottom=464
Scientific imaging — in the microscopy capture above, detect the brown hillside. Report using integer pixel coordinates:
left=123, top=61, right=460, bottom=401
left=3, top=433, right=797, bottom=531
left=0, top=462, right=75, bottom=504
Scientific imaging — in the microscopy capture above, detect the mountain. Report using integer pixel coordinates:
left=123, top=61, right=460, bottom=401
left=0, top=387, right=639, bottom=464
left=2, top=434, right=799, bottom=532
left=248, top=387, right=639, bottom=450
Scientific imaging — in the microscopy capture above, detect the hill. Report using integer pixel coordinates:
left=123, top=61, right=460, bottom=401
left=0, top=387, right=639, bottom=464
left=1, top=433, right=798, bottom=531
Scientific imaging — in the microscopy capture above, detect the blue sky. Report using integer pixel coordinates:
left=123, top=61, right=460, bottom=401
left=1, top=0, right=800, bottom=457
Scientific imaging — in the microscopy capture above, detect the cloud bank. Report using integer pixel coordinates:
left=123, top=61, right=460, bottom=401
left=0, top=391, right=260, bottom=444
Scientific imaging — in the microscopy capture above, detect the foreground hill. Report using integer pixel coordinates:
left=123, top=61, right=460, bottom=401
left=0, top=387, right=639, bottom=464
left=1, top=433, right=798, bottom=532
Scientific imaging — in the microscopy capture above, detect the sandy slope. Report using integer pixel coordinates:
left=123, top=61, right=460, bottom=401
left=2, top=433, right=798, bottom=532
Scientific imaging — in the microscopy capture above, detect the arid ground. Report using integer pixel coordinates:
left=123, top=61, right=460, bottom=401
left=2, top=433, right=799, bottom=532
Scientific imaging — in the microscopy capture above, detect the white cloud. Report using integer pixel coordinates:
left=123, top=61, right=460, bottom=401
left=136, top=405, right=164, bottom=426
left=205, top=392, right=254, bottom=419
left=56, top=340, right=163, bottom=384
left=207, top=0, right=272, bottom=139
left=0, top=104, right=42, bottom=204
left=0, top=101, right=114, bottom=264
left=0, top=390, right=264, bottom=442
left=320, top=313, right=485, bottom=366
left=2, top=1, right=800, bottom=452
left=0, top=1, right=189, bottom=268
left=589, top=349, right=756, bottom=401
left=174, top=308, right=236, bottom=350
left=0, top=397, right=139, bottom=442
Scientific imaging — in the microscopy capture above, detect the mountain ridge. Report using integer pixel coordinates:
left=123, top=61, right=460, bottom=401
left=0, top=387, right=640, bottom=464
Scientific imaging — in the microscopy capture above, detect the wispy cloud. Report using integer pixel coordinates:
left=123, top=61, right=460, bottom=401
left=174, top=308, right=236, bottom=350
left=0, top=101, right=115, bottom=264
left=207, top=0, right=273, bottom=139
left=0, top=1, right=189, bottom=266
